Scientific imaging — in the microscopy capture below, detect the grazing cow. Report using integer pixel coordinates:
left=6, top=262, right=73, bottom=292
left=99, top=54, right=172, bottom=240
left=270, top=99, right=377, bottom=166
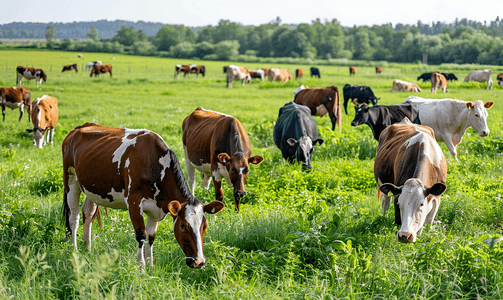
left=350, top=103, right=420, bottom=141
left=0, top=86, right=31, bottom=122
left=390, top=80, right=422, bottom=92
left=248, top=70, right=265, bottom=82
left=464, top=69, right=493, bottom=89
left=342, top=84, right=379, bottom=114
left=174, top=64, right=205, bottom=79
left=78, top=54, right=82, bottom=58
left=375, top=118, right=447, bottom=243
left=280, top=69, right=293, bottom=81
left=376, top=66, right=383, bottom=74
left=310, top=67, right=321, bottom=78
left=90, top=64, right=112, bottom=78
left=16, top=66, right=47, bottom=87
left=112, top=56, right=115, bottom=60
left=404, top=96, right=494, bottom=159
left=349, top=66, right=357, bottom=76
left=182, top=107, right=263, bottom=212
left=418, top=72, right=456, bottom=82
left=273, top=102, right=323, bottom=170
left=26, top=95, right=58, bottom=149
left=62, top=64, right=78, bottom=73
left=85, top=61, right=102, bottom=71
left=294, top=86, right=342, bottom=132
left=417, top=72, right=433, bottom=82
left=223, top=66, right=228, bottom=73
left=442, top=73, right=458, bottom=81
left=268, top=68, right=292, bottom=82
left=430, top=72, right=448, bottom=94
left=296, top=69, right=303, bottom=79
left=497, top=73, right=503, bottom=87
left=62, top=123, right=224, bottom=268
left=226, top=65, right=251, bottom=88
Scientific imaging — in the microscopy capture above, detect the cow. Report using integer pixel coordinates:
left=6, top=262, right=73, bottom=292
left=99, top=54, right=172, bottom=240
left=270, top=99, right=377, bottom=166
left=182, top=107, right=263, bottom=212
left=273, top=102, right=323, bottom=170
left=90, top=64, right=112, bottom=78
left=310, top=67, right=320, bottom=78
left=174, top=64, right=205, bottom=79
left=442, top=73, right=458, bottom=81
left=498, top=73, right=503, bottom=87
left=62, top=123, right=224, bottom=268
left=404, top=96, right=494, bottom=160
left=375, top=118, right=447, bottom=243
left=223, top=66, right=228, bottom=73
left=16, top=66, right=47, bottom=87
left=85, top=61, right=102, bottom=71
left=293, top=85, right=306, bottom=95
left=248, top=70, right=265, bottom=82
left=417, top=72, right=433, bottom=82
left=78, top=54, right=83, bottom=58
left=349, top=66, right=357, bottom=76
left=464, top=69, right=493, bottom=89
left=294, top=86, right=342, bottom=132
left=26, top=95, right=58, bottom=149
left=376, top=66, right=383, bottom=74
left=351, top=103, right=420, bottom=141
left=430, top=72, right=448, bottom=94
left=296, top=69, right=303, bottom=79
left=62, top=64, right=78, bottom=73
left=390, top=80, right=422, bottom=92
left=342, top=84, right=379, bottom=114
left=268, top=68, right=292, bottom=82
left=0, top=86, right=31, bottom=122
left=226, top=65, right=251, bottom=88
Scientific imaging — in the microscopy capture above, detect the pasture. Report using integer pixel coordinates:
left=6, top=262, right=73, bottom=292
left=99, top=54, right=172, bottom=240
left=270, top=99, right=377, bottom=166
left=1, top=48, right=503, bottom=299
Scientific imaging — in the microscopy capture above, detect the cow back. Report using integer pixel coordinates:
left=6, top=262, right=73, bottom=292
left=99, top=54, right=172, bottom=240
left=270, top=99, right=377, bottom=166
left=274, top=102, right=319, bottom=149
left=32, top=95, right=58, bottom=129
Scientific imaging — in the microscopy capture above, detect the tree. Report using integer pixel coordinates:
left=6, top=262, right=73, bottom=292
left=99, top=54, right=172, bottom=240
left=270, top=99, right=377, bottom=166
left=137, top=29, right=148, bottom=42
left=45, top=24, right=57, bottom=42
left=196, top=26, right=214, bottom=43
left=214, top=40, right=240, bottom=60
left=154, top=25, right=179, bottom=51
left=87, top=26, right=99, bottom=41
left=114, top=26, right=138, bottom=46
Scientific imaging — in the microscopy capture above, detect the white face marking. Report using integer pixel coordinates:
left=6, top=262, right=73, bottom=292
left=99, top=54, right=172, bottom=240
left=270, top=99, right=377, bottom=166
left=33, top=130, right=44, bottom=149
left=397, top=179, right=432, bottom=242
left=298, top=136, right=313, bottom=164
left=239, top=167, right=245, bottom=175
left=112, top=129, right=149, bottom=170
left=403, top=130, right=443, bottom=168
left=315, top=104, right=328, bottom=117
left=140, top=198, right=167, bottom=222
left=159, top=152, right=171, bottom=181
left=185, top=204, right=205, bottom=260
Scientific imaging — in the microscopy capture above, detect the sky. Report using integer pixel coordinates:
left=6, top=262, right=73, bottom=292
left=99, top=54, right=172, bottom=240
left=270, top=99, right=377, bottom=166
left=4, top=0, right=503, bottom=28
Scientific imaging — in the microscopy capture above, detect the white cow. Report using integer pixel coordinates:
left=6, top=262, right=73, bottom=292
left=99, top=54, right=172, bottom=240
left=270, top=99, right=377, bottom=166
left=268, top=68, right=281, bottom=81
left=226, top=65, right=251, bottom=88
left=464, top=69, right=493, bottom=89
left=404, top=96, right=494, bottom=160
left=85, top=61, right=102, bottom=71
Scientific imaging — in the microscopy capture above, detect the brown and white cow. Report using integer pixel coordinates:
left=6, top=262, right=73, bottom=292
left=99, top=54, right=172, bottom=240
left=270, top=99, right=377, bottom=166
left=62, top=123, right=224, bottom=268
left=431, top=72, right=448, bottom=94
left=182, top=107, right=263, bottom=212
left=390, top=79, right=422, bottom=92
left=294, top=86, right=342, bottom=132
left=226, top=65, right=251, bottom=88
left=0, top=86, right=31, bottom=122
left=350, top=66, right=357, bottom=76
left=174, top=64, right=205, bottom=79
left=26, top=95, right=58, bottom=149
left=16, top=66, right=47, bottom=87
left=376, top=66, right=383, bottom=74
left=375, top=118, right=447, bottom=243
left=62, top=63, right=78, bottom=73
left=248, top=70, right=265, bottom=82
left=497, top=73, right=503, bottom=87
left=295, top=68, right=303, bottom=79
left=90, top=64, right=112, bottom=78
left=267, top=68, right=292, bottom=82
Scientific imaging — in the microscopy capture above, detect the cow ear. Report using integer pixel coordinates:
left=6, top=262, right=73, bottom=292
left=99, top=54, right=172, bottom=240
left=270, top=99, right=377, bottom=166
left=248, top=155, right=264, bottom=165
left=168, top=201, right=182, bottom=217
left=286, top=138, right=298, bottom=147
left=351, top=98, right=357, bottom=104
left=427, top=183, right=446, bottom=197
left=313, top=138, right=324, bottom=146
left=203, top=201, right=225, bottom=215
left=380, top=183, right=402, bottom=196
left=217, top=153, right=231, bottom=164
left=484, top=101, right=494, bottom=109
left=466, top=102, right=474, bottom=109
left=26, top=129, right=33, bottom=133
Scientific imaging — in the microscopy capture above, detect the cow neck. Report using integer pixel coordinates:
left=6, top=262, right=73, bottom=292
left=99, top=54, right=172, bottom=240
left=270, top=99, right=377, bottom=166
left=367, top=108, right=385, bottom=140
left=165, top=148, right=199, bottom=206
left=228, top=119, right=245, bottom=156
left=451, top=104, right=470, bottom=135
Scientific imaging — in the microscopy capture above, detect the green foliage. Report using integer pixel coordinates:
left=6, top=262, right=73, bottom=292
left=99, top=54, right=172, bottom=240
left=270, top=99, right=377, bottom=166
left=86, top=26, right=99, bottom=41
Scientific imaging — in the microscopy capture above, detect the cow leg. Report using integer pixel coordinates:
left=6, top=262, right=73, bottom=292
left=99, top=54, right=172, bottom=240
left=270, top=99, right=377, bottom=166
left=202, top=174, right=211, bottom=189
left=128, top=196, right=147, bottom=268
left=381, top=193, right=392, bottom=215
left=49, top=128, right=55, bottom=145
left=82, top=197, right=97, bottom=251
left=212, top=177, right=224, bottom=202
left=183, top=146, right=196, bottom=193
left=144, top=215, right=158, bottom=267
left=1, top=104, right=5, bottom=122
left=65, top=172, right=82, bottom=250
left=440, top=133, right=458, bottom=161
left=394, top=195, right=401, bottom=225
left=18, top=104, right=24, bottom=122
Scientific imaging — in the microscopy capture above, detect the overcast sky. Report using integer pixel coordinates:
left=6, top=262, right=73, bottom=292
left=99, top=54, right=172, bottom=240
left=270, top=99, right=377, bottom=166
left=4, top=0, right=503, bottom=28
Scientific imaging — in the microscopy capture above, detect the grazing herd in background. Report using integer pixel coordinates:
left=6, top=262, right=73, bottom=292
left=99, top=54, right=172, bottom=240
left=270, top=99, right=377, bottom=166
left=1, top=53, right=500, bottom=269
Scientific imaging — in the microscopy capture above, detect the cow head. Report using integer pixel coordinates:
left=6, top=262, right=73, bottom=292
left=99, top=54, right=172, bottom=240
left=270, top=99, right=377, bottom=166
left=217, top=152, right=263, bottom=211
left=26, top=127, right=46, bottom=149
left=371, top=97, right=379, bottom=106
left=286, top=136, right=323, bottom=170
left=168, top=200, right=224, bottom=268
left=380, top=179, right=446, bottom=243
left=40, top=70, right=47, bottom=82
left=466, top=100, right=494, bottom=137
left=351, top=104, right=370, bottom=127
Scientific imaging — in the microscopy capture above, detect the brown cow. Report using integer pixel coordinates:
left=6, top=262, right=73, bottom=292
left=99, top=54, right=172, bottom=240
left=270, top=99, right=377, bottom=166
left=0, top=86, right=31, bottom=122
left=390, top=80, right=422, bottom=92
left=296, top=68, right=303, bottom=79
left=90, top=64, right=112, bottom=78
left=62, top=123, right=224, bottom=268
left=62, top=63, right=78, bottom=73
left=430, top=72, right=448, bottom=94
left=182, top=107, right=264, bottom=212
left=376, top=66, right=383, bottom=74
left=375, top=118, right=447, bottom=243
left=26, top=95, right=58, bottom=149
left=350, top=66, right=357, bottom=76
left=294, top=86, right=342, bottom=132
left=17, top=66, right=47, bottom=86
left=497, top=73, right=503, bottom=87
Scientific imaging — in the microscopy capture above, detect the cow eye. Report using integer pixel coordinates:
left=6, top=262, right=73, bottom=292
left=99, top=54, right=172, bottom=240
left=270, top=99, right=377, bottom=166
left=180, top=223, right=186, bottom=230
left=475, top=114, right=479, bottom=117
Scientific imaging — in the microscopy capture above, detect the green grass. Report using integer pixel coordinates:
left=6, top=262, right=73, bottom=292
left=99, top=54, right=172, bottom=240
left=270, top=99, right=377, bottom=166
left=1, top=49, right=503, bottom=299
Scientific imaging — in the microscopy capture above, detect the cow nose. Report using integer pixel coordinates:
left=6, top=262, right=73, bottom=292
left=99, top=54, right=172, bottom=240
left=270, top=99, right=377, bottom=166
left=302, top=163, right=313, bottom=171
left=480, top=130, right=489, bottom=137
left=397, top=232, right=413, bottom=243
left=186, top=257, right=195, bottom=268
left=351, top=122, right=356, bottom=126
left=235, top=191, right=246, bottom=198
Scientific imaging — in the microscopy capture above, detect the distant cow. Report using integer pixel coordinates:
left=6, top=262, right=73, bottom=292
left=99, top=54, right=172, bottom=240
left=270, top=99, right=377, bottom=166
left=26, top=95, right=58, bottom=149
left=0, top=86, right=31, bottom=122
left=16, top=66, right=47, bottom=87
left=226, top=65, right=251, bottom=88
left=85, top=61, right=102, bottom=71
left=182, top=107, right=263, bottom=212
left=174, top=64, right=205, bottom=79
left=418, top=72, right=457, bottom=82
left=442, top=73, right=458, bottom=81
left=497, top=73, right=503, bottom=87
left=464, top=69, right=493, bottom=89
left=375, top=118, right=447, bottom=242
left=294, top=86, right=342, bottom=132
left=351, top=103, right=420, bottom=141
left=342, top=84, right=379, bottom=114
left=390, top=80, right=422, bottom=92
left=349, top=66, right=357, bottom=76
left=431, top=72, right=448, bottom=94
left=248, top=70, right=265, bottom=82
left=273, top=102, right=324, bottom=170
left=376, top=66, right=383, bottom=74
left=78, top=54, right=82, bottom=58
left=268, top=68, right=292, bottom=82
left=90, top=64, right=112, bottom=78
left=417, top=72, right=433, bottom=82
left=310, top=67, right=320, bottom=78
left=62, top=64, right=78, bottom=73
left=296, top=69, right=303, bottom=79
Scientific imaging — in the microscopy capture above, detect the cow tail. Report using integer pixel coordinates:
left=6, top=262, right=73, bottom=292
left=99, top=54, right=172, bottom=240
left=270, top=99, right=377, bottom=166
left=336, top=91, right=342, bottom=133
left=62, top=192, right=71, bottom=233
left=91, top=206, right=102, bottom=229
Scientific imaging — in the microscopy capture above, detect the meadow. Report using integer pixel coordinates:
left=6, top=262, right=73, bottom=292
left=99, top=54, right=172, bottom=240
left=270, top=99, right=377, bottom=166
left=1, top=48, right=503, bottom=299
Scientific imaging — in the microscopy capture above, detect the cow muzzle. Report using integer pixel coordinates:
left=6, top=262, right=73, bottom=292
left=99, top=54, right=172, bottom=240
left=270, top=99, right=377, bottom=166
left=396, top=231, right=415, bottom=243
left=479, top=130, right=489, bottom=137
left=302, top=163, right=313, bottom=171
left=234, top=191, right=246, bottom=199
left=186, top=257, right=206, bottom=268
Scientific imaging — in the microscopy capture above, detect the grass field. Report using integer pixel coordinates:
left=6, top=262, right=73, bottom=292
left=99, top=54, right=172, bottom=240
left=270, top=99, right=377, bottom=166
left=1, top=48, right=503, bottom=299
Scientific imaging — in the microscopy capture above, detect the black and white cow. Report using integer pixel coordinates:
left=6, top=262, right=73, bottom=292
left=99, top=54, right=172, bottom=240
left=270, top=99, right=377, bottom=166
left=273, top=102, right=324, bottom=170
left=16, top=66, right=47, bottom=87
left=342, top=84, right=379, bottom=114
